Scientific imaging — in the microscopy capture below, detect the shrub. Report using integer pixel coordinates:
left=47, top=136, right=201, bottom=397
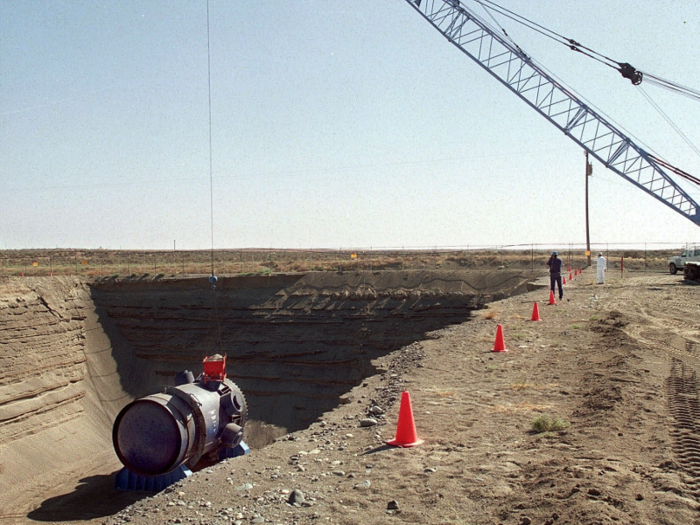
left=531, top=414, right=570, bottom=433
left=482, top=308, right=498, bottom=320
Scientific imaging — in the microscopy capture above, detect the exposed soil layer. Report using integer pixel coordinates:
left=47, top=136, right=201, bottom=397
left=0, top=269, right=538, bottom=522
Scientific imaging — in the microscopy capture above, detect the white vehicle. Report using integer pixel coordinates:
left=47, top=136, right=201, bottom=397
left=668, top=247, right=700, bottom=274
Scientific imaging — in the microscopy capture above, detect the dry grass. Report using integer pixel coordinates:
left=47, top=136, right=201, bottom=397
left=511, top=382, right=541, bottom=390
left=511, top=382, right=560, bottom=390
left=490, top=403, right=552, bottom=413
left=0, top=247, right=677, bottom=277
left=424, top=387, right=456, bottom=397
left=481, top=308, right=498, bottom=320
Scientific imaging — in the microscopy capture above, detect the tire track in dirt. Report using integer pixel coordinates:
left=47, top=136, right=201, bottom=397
left=667, top=359, right=700, bottom=505
left=607, top=285, right=700, bottom=362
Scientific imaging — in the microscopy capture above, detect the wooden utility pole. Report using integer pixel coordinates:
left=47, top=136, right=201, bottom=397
left=585, top=151, right=593, bottom=267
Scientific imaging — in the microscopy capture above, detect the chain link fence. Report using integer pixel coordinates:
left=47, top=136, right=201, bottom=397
left=0, top=243, right=687, bottom=278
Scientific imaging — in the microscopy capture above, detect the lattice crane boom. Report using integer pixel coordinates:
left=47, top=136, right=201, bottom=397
left=405, top=0, right=700, bottom=226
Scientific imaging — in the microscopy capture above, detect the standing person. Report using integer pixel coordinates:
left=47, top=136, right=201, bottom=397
left=546, top=251, right=563, bottom=300
left=596, top=251, right=607, bottom=284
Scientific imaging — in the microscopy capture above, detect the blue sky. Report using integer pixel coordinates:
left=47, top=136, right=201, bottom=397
left=2, top=0, right=699, bottom=250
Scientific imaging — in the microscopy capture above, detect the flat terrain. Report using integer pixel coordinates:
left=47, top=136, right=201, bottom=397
left=2, top=268, right=700, bottom=524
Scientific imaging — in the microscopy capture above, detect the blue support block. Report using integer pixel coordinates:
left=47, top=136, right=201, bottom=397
left=115, top=464, right=192, bottom=492
left=115, top=442, right=249, bottom=492
left=219, top=440, right=250, bottom=460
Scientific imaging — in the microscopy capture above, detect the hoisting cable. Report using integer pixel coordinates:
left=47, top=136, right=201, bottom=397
left=470, top=0, right=635, bottom=80
left=206, top=0, right=216, bottom=283
left=205, top=0, right=223, bottom=347
left=649, top=154, right=700, bottom=188
left=474, top=0, right=527, bottom=58
left=638, top=72, right=700, bottom=103
left=638, top=86, right=700, bottom=160
left=470, top=0, right=698, bottom=91
left=452, top=0, right=700, bottom=189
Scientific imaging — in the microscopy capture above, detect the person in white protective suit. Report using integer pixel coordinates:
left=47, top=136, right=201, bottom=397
left=596, top=252, right=607, bottom=284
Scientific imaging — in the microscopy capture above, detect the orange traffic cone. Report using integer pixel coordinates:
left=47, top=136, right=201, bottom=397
left=562, top=276, right=567, bottom=285
left=569, top=272, right=573, bottom=280
left=548, top=290, right=556, bottom=305
left=492, top=324, right=507, bottom=352
left=386, top=391, right=423, bottom=448
left=530, top=302, right=541, bottom=321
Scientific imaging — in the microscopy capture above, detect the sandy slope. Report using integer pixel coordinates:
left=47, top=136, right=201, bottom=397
left=0, top=277, right=136, bottom=521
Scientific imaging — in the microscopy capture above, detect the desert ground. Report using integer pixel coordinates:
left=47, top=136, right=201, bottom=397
left=0, top=247, right=678, bottom=277
left=1, top=254, right=699, bottom=525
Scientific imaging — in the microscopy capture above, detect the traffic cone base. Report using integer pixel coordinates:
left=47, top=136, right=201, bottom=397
left=492, top=324, right=507, bottom=352
left=386, top=391, right=423, bottom=447
left=530, top=302, right=541, bottom=321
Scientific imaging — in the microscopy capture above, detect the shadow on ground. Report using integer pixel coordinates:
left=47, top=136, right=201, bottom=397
left=27, top=472, right=146, bottom=522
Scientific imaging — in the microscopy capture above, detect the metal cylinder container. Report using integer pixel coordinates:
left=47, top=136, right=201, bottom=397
left=113, top=376, right=247, bottom=477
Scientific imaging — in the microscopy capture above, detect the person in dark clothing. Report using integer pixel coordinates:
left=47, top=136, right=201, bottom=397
left=546, top=251, right=563, bottom=300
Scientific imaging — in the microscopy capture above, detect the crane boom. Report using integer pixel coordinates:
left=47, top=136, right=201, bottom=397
left=404, top=0, right=700, bottom=226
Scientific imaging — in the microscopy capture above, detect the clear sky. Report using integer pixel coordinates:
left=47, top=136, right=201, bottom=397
left=2, top=0, right=699, bottom=250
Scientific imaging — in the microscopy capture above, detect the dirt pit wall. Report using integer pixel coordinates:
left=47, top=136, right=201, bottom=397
left=90, top=269, right=541, bottom=432
left=0, top=269, right=540, bottom=520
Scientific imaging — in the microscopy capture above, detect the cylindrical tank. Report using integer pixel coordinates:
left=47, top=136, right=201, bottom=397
left=113, top=374, right=247, bottom=477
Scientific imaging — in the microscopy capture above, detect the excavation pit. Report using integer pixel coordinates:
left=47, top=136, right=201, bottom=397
left=0, top=269, right=540, bottom=521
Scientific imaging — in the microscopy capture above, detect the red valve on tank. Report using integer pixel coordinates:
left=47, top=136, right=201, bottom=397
left=202, top=354, right=226, bottom=382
